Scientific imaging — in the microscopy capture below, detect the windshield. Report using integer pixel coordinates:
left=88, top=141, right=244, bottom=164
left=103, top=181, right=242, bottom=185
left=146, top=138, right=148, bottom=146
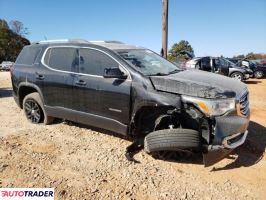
left=222, top=58, right=235, bottom=66
left=116, top=49, right=181, bottom=76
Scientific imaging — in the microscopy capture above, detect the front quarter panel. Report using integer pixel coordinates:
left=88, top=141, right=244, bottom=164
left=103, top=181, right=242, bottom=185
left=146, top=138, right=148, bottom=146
left=129, top=74, right=181, bottom=136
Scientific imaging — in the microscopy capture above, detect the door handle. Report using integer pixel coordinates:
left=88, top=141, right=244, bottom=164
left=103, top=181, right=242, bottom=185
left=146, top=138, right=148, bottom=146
left=75, top=79, right=86, bottom=85
left=35, top=72, right=44, bottom=80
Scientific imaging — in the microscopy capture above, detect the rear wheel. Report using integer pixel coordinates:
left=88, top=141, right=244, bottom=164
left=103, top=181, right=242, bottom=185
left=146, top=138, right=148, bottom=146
left=254, top=70, right=264, bottom=79
left=23, top=92, right=54, bottom=124
left=230, top=72, right=243, bottom=81
left=144, top=129, right=201, bottom=153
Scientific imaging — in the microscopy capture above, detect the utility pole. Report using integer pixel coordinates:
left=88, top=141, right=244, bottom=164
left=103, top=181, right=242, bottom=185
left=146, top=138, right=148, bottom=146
left=161, top=0, right=168, bottom=59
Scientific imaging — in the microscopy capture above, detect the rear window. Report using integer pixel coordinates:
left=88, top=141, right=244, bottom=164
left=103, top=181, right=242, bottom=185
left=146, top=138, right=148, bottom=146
left=16, top=46, right=41, bottom=65
left=44, top=47, right=78, bottom=72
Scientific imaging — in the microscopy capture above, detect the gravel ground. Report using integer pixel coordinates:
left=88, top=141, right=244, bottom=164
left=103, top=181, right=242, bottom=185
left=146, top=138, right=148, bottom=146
left=0, top=72, right=265, bottom=200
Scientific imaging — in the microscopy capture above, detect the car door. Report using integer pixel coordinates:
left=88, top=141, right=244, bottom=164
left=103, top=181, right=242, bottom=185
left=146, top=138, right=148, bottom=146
left=218, top=58, right=230, bottom=76
left=40, top=46, right=78, bottom=118
left=200, top=57, right=211, bottom=72
left=74, top=47, right=131, bottom=125
left=213, top=58, right=221, bottom=74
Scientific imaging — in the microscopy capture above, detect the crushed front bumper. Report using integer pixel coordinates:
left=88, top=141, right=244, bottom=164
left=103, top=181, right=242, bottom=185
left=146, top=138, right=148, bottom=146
left=203, top=114, right=250, bottom=167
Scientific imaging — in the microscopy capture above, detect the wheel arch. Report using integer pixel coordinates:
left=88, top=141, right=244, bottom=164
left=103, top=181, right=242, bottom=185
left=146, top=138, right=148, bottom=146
left=229, top=70, right=243, bottom=76
left=18, top=83, right=44, bottom=109
left=129, top=105, right=176, bottom=136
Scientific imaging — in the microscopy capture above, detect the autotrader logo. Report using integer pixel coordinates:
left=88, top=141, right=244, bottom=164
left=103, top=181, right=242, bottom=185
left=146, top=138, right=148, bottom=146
left=0, top=188, right=54, bottom=199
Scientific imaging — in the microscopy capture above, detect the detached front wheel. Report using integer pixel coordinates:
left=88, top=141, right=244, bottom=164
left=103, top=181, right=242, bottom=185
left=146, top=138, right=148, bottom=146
left=144, top=129, right=201, bottom=153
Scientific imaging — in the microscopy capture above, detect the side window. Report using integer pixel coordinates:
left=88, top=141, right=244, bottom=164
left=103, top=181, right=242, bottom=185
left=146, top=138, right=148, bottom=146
left=79, top=48, right=119, bottom=75
left=44, top=47, right=78, bottom=72
left=16, top=46, right=41, bottom=65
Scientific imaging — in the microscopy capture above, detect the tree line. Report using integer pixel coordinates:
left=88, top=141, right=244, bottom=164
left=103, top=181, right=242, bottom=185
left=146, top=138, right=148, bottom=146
left=233, top=53, right=266, bottom=60
left=0, top=19, right=30, bottom=63
left=168, top=40, right=266, bottom=62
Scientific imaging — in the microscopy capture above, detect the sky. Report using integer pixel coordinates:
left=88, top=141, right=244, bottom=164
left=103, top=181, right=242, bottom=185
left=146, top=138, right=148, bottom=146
left=0, top=0, right=265, bottom=57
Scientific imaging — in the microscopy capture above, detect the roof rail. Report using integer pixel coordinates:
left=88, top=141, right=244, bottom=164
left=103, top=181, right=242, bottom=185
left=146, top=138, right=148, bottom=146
left=90, top=40, right=124, bottom=44
left=35, top=39, right=90, bottom=44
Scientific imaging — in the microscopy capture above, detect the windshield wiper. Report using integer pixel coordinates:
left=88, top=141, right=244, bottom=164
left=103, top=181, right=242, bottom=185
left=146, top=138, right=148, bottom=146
left=149, top=72, right=168, bottom=76
left=168, top=69, right=181, bottom=74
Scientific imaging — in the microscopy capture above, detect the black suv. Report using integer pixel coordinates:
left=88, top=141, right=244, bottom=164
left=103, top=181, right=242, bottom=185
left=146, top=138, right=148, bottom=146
left=186, top=56, right=252, bottom=81
left=11, top=39, right=250, bottom=166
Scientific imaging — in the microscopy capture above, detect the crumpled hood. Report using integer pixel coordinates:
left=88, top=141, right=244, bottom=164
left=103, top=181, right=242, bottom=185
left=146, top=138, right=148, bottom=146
left=150, top=70, right=247, bottom=99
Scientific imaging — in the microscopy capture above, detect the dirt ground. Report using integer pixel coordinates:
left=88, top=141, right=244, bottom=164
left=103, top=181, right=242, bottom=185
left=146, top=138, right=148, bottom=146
left=0, top=71, right=265, bottom=200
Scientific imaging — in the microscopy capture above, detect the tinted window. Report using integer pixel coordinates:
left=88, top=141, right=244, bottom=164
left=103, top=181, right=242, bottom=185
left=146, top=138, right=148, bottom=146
left=44, top=47, right=78, bottom=71
left=16, top=46, right=41, bottom=65
left=79, top=48, right=119, bottom=75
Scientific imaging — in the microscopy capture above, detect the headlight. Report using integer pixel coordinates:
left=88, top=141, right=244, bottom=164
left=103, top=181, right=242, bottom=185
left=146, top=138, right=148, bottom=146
left=182, top=95, right=236, bottom=116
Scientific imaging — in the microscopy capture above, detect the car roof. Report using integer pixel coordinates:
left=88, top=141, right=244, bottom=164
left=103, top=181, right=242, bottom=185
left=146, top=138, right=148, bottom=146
left=32, top=39, right=144, bottom=50
left=89, top=41, right=144, bottom=50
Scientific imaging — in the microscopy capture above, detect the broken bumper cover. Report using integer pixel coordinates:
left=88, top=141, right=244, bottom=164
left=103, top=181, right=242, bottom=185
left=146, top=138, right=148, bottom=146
left=203, top=115, right=249, bottom=167
left=222, top=130, right=248, bottom=149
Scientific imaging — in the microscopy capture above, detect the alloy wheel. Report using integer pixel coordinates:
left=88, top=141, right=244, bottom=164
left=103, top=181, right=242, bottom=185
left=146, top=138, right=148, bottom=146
left=232, top=74, right=242, bottom=81
left=255, top=71, right=263, bottom=79
left=24, top=99, right=42, bottom=123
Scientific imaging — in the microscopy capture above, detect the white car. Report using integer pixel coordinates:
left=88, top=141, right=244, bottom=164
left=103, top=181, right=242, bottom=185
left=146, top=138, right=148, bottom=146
left=0, top=61, right=14, bottom=71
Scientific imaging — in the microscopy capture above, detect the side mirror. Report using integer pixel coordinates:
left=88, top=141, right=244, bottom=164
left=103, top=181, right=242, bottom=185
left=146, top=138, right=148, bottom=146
left=103, top=68, right=128, bottom=79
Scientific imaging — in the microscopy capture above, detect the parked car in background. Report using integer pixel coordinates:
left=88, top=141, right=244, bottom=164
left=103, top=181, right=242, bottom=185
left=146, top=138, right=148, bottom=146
left=236, top=59, right=266, bottom=79
left=185, top=57, right=252, bottom=81
left=11, top=39, right=250, bottom=166
left=256, top=59, right=266, bottom=65
left=0, top=61, right=14, bottom=71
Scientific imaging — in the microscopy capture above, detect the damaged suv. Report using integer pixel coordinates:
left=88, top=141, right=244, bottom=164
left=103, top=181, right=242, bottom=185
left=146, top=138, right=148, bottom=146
left=11, top=39, right=250, bottom=166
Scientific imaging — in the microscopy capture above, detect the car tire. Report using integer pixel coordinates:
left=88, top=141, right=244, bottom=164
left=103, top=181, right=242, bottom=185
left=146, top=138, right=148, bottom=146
left=144, top=129, right=201, bottom=153
left=254, top=70, right=264, bottom=79
left=230, top=72, right=243, bottom=81
left=23, top=92, right=54, bottom=125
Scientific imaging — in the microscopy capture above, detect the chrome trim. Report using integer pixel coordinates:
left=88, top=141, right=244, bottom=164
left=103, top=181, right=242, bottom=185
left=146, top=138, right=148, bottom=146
left=40, top=46, right=132, bottom=80
left=45, top=105, right=127, bottom=127
left=37, top=39, right=90, bottom=44
left=109, top=108, right=122, bottom=113
left=222, top=130, right=248, bottom=149
left=39, top=39, right=69, bottom=43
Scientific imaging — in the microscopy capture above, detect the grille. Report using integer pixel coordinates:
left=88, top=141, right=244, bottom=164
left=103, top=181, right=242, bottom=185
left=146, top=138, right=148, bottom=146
left=239, top=91, right=249, bottom=116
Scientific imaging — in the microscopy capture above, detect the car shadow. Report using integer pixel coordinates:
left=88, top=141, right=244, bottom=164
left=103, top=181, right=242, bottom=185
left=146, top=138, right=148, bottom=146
left=156, top=121, right=266, bottom=168
left=0, top=87, right=13, bottom=98
left=151, top=151, right=203, bottom=165
left=211, top=120, right=266, bottom=171
left=63, top=120, right=132, bottom=141
left=61, top=120, right=265, bottom=168
left=245, top=80, right=262, bottom=84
